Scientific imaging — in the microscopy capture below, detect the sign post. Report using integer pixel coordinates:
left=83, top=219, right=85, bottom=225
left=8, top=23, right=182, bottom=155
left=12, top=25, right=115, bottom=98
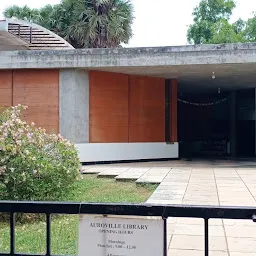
left=78, top=215, right=166, bottom=256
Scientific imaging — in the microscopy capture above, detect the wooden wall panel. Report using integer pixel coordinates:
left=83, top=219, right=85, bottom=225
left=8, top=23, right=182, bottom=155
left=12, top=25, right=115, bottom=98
left=129, top=76, right=165, bottom=142
left=89, top=72, right=175, bottom=143
left=0, top=71, right=12, bottom=107
left=13, top=69, right=59, bottom=133
left=170, top=79, right=178, bottom=142
left=89, top=71, right=129, bottom=143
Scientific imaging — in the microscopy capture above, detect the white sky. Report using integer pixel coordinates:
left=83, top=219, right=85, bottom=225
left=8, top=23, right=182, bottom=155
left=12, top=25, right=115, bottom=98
left=0, top=0, right=256, bottom=47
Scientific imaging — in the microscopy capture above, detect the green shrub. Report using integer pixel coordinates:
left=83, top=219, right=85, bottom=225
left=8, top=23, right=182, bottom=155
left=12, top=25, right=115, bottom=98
left=0, top=105, right=81, bottom=201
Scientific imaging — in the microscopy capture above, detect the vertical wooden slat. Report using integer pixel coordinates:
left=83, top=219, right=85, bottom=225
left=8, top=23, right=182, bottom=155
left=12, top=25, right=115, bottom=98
left=170, top=79, right=178, bottom=142
left=165, top=79, right=171, bottom=142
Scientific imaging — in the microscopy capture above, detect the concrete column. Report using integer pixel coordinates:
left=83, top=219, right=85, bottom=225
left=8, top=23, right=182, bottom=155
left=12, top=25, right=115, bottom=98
left=230, top=92, right=237, bottom=157
left=59, top=69, right=89, bottom=143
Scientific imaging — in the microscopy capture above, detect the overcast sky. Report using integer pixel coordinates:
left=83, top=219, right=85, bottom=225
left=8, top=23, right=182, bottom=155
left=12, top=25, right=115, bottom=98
left=0, top=0, right=256, bottom=47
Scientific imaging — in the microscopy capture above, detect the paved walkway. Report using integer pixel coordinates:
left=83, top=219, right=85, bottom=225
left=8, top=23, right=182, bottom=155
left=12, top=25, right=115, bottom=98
left=82, top=159, right=256, bottom=256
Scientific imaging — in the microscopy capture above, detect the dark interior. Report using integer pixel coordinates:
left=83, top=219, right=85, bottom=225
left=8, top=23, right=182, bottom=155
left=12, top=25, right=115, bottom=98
left=236, top=89, right=256, bottom=157
left=178, top=89, right=255, bottom=158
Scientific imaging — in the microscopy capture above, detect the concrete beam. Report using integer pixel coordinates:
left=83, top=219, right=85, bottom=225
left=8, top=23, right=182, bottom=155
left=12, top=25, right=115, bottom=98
left=1, top=43, right=256, bottom=69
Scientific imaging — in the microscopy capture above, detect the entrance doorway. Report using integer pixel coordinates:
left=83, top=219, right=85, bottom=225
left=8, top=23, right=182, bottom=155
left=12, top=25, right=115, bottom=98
left=178, top=88, right=255, bottom=158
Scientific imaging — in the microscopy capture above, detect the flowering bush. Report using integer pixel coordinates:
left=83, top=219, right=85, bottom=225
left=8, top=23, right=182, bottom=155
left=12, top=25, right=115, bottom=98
left=0, top=105, right=81, bottom=201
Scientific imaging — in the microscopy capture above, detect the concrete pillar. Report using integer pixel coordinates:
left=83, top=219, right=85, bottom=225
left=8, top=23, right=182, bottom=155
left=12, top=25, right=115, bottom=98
left=59, top=69, right=89, bottom=143
left=230, top=92, right=237, bottom=157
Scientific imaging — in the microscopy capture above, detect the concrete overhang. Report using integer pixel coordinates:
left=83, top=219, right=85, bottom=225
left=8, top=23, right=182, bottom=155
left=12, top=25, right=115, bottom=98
left=1, top=42, right=256, bottom=93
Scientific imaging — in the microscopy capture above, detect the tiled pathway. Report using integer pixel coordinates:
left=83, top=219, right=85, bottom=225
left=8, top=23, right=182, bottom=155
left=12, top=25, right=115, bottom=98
left=82, top=159, right=256, bottom=255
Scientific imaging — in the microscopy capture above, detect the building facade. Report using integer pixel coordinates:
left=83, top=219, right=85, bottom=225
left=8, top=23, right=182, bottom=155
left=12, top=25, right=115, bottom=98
left=0, top=40, right=256, bottom=162
left=0, top=69, right=178, bottom=162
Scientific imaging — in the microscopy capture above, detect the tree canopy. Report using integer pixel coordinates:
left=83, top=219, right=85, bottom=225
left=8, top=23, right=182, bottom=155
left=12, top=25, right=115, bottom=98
left=4, top=0, right=134, bottom=49
left=187, top=0, right=256, bottom=44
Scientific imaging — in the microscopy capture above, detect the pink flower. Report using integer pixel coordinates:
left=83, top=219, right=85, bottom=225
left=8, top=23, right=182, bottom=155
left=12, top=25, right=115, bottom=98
left=18, top=128, right=23, bottom=133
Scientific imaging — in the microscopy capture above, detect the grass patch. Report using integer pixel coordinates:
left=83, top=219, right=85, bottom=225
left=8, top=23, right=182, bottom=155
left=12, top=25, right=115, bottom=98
left=0, top=175, right=157, bottom=255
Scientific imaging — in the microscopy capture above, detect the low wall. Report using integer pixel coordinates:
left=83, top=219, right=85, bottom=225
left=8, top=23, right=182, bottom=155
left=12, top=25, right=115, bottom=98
left=76, top=142, right=179, bottom=162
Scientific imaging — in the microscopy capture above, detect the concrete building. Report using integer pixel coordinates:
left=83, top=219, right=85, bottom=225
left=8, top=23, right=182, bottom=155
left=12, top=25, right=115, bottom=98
left=0, top=23, right=256, bottom=163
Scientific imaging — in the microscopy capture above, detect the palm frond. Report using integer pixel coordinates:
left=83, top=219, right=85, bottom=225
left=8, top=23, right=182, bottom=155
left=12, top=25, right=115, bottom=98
left=3, top=0, right=134, bottom=48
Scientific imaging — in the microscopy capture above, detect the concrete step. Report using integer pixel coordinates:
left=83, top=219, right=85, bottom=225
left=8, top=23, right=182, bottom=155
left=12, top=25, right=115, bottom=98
left=81, top=166, right=108, bottom=174
left=97, top=168, right=130, bottom=178
left=136, top=168, right=171, bottom=184
left=115, top=168, right=150, bottom=181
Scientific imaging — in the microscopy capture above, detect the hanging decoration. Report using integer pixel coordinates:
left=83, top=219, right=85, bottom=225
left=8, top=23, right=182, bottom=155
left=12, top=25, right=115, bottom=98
left=178, top=97, right=228, bottom=107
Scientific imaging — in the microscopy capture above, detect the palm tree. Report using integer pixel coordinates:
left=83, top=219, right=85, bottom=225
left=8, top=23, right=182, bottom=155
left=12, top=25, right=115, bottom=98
left=4, top=5, right=40, bottom=22
left=3, top=0, right=134, bottom=48
left=67, top=0, right=133, bottom=48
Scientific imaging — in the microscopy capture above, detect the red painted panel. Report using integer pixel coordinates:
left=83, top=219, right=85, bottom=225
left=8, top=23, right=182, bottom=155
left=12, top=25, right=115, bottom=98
left=0, top=70, right=12, bottom=107
left=129, top=75, right=165, bottom=142
left=13, top=69, right=59, bottom=133
left=89, top=71, right=129, bottom=142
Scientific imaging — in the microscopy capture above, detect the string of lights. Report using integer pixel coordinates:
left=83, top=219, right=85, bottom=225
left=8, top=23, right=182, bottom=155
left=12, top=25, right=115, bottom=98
left=178, top=97, right=228, bottom=107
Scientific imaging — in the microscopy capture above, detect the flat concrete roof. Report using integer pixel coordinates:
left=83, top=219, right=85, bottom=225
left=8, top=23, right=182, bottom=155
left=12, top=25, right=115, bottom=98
left=1, top=42, right=256, bottom=92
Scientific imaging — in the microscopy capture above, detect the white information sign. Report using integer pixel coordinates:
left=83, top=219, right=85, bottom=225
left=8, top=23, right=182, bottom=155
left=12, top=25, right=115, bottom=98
left=78, top=215, right=164, bottom=256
